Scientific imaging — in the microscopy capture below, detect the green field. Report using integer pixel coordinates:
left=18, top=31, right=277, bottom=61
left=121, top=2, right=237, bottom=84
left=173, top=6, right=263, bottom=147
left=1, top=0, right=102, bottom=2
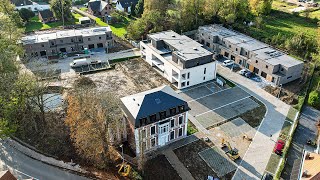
left=95, top=16, right=131, bottom=38
left=25, top=13, right=83, bottom=32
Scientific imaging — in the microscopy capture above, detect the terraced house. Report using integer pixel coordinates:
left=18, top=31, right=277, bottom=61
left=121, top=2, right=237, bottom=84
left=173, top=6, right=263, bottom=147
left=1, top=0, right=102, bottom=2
left=21, top=27, right=113, bottom=58
left=120, top=86, right=190, bottom=155
left=198, top=24, right=304, bottom=85
left=140, top=30, right=217, bottom=89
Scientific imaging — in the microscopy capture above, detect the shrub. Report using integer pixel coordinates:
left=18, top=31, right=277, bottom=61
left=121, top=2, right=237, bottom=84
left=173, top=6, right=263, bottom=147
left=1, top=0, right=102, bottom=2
left=308, top=90, right=320, bottom=107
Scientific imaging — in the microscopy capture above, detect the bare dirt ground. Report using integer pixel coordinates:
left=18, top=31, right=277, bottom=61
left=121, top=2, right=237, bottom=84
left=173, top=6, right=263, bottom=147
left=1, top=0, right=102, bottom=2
left=143, top=155, right=182, bottom=180
left=173, top=139, right=233, bottom=180
left=108, top=36, right=135, bottom=53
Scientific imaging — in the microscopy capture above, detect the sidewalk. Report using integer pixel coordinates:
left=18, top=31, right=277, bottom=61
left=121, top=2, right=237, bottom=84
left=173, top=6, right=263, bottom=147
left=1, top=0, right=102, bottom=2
left=217, top=65, right=290, bottom=179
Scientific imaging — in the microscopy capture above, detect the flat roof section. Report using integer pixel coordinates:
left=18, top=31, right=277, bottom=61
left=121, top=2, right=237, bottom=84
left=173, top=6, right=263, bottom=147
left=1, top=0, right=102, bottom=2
left=21, top=27, right=112, bottom=45
left=301, top=152, right=320, bottom=180
left=148, top=30, right=212, bottom=61
left=252, top=47, right=303, bottom=67
left=198, top=24, right=238, bottom=38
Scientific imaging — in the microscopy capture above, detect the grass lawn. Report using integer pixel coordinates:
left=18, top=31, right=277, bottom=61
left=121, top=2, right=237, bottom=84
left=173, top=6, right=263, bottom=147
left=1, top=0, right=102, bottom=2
left=79, top=7, right=88, bottom=11
left=272, top=0, right=297, bottom=12
left=309, top=8, right=320, bottom=19
left=25, top=13, right=83, bottom=32
left=265, top=153, right=281, bottom=174
left=95, top=16, right=131, bottom=38
left=187, top=121, right=198, bottom=135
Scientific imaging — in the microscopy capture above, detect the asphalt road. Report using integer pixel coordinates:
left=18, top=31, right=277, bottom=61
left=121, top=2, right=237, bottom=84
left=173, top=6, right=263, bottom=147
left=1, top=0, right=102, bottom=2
left=0, top=140, right=89, bottom=180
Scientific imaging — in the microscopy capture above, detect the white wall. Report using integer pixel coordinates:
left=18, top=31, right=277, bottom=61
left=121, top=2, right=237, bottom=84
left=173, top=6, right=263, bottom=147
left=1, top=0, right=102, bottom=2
left=141, top=41, right=217, bottom=89
left=116, top=2, right=124, bottom=12
left=15, top=4, right=50, bottom=12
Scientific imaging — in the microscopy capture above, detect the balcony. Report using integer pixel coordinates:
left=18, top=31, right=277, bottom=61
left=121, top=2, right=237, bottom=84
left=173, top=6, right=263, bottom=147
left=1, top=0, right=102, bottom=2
left=151, top=56, right=164, bottom=72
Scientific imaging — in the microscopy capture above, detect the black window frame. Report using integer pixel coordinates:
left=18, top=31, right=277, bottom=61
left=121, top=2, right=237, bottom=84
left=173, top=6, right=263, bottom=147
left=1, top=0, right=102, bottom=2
left=151, top=126, right=156, bottom=135
left=170, top=119, right=175, bottom=128
left=179, top=128, right=183, bottom=137
left=179, top=116, right=183, bottom=125
left=170, top=131, right=175, bottom=140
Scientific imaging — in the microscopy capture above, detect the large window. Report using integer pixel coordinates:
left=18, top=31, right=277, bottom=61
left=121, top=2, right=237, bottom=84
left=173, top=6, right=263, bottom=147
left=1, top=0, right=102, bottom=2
left=150, top=114, right=156, bottom=122
left=140, top=118, right=147, bottom=126
left=151, top=138, right=156, bottom=147
left=170, top=131, right=175, bottom=140
left=170, top=108, right=176, bottom=115
left=179, top=116, right=183, bottom=125
left=171, top=119, right=175, bottom=128
left=151, top=126, right=156, bottom=135
left=141, top=129, right=146, bottom=138
left=160, top=111, right=166, bottom=119
left=178, top=105, right=185, bottom=112
left=179, top=128, right=183, bottom=137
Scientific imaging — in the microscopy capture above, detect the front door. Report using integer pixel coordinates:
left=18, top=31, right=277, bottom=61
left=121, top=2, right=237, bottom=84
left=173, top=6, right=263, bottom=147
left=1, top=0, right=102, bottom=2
left=158, top=123, right=170, bottom=146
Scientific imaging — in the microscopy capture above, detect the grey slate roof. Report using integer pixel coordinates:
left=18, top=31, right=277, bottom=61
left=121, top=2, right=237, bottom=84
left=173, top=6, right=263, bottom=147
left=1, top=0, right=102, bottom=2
left=121, top=85, right=189, bottom=128
left=118, top=0, right=138, bottom=8
left=39, top=9, right=54, bottom=19
left=88, top=0, right=108, bottom=12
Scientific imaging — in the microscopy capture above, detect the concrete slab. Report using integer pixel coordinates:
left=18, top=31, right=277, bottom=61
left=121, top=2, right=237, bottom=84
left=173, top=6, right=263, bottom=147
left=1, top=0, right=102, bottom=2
left=219, top=118, right=255, bottom=138
left=179, top=85, right=213, bottom=102
left=196, top=112, right=225, bottom=129
left=199, top=147, right=237, bottom=177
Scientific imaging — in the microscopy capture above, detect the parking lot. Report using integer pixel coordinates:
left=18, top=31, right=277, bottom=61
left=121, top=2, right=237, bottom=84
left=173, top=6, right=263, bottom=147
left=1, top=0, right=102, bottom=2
left=179, top=81, right=258, bottom=129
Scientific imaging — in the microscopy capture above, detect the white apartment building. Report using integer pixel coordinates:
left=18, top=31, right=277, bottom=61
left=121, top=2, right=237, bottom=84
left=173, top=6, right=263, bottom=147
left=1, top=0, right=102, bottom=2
left=140, top=30, right=217, bottom=89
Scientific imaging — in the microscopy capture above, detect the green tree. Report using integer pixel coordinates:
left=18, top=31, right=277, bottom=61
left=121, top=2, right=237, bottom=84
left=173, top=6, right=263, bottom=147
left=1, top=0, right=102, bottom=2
left=135, top=0, right=144, bottom=17
left=19, top=8, right=35, bottom=22
left=0, top=0, right=23, bottom=28
left=308, top=90, right=320, bottom=108
left=50, top=0, right=72, bottom=23
left=249, top=0, right=273, bottom=15
left=285, top=33, right=318, bottom=59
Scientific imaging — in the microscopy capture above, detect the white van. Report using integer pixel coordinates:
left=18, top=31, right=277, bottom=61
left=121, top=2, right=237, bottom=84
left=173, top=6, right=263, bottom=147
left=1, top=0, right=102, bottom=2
left=70, top=58, right=102, bottom=68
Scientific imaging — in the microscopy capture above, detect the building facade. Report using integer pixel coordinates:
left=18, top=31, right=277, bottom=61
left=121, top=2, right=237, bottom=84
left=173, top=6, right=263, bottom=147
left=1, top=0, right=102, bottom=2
left=116, top=0, right=139, bottom=13
left=87, top=0, right=112, bottom=17
left=197, top=24, right=304, bottom=85
left=120, top=86, right=190, bottom=155
left=21, top=27, right=113, bottom=58
left=140, top=30, right=217, bottom=89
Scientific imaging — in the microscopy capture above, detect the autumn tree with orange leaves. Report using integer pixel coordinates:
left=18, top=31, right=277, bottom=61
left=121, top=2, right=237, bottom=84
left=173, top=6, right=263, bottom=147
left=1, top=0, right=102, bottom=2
left=66, top=86, right=124, bottom=168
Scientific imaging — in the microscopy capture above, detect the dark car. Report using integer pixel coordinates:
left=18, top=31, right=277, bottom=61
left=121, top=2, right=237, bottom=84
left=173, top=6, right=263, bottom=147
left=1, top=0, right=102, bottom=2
left=274, top=140, right=285, bottom=155
left=245, top=72, right=254, bottom=78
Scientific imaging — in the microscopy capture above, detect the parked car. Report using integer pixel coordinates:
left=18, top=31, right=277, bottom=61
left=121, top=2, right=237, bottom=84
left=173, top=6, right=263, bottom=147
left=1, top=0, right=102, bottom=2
left=70, top=58, right=101, bottom=68
left=274, top=140, right=285, bottom=155
left=239, top=69, right=249, bottom=76
left=245, top=72, right=254, bottom=78
left=222, top=60, right=234, bottom=66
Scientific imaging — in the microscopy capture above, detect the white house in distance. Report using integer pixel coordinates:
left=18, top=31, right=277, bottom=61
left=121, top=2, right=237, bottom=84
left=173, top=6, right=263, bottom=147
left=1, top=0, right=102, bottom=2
left=140, top=30, right=217, bottom=89
left=11, top=0, right=50, bottom=12
left=120, top=85, right=190, bottom=155
left=115, top=0, right=138, bottom=13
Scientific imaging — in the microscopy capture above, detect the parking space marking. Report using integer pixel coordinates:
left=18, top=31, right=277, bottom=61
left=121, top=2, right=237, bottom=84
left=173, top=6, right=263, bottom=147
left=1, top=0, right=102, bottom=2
left=204, top=84, right=215, bottom=93
left=188, top=87, right=232, bottom=103
left=195, top=96, right=251, bottom=117
left=180, top=84, right=208, bottom=93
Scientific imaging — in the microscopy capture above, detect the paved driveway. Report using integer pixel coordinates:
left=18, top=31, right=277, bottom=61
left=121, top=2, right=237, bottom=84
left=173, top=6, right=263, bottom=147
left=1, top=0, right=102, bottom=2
left=281, top=106, right=320, bottom=180
left=217, top=65, right=291, bottom=180
left=179, top=81, right=254, bottom=129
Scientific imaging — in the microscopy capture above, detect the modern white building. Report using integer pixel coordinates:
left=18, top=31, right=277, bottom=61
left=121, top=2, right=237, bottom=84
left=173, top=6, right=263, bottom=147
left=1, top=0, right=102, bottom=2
left=140, top=30, right=217, bottom=89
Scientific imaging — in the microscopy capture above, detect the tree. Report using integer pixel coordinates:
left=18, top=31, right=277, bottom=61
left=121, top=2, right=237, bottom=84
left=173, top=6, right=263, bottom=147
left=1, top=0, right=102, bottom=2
left=285, top=33, right=318, bottom=59
left=135, top=0, right=144, bottom=17
left=19, top=8, right=35, bottom=22
left=308, top=90, right=320, bottom=108
left=144, top=0, right=171, bottom=15
left=50, top=0, right=72, bottom=23
left=131, top=3, right=136, bottom=16
left=249, top=0, right=273, bottom=15
left=66, top=87, right=124, bottom=168
left=0, top=0, right=23, bottom=28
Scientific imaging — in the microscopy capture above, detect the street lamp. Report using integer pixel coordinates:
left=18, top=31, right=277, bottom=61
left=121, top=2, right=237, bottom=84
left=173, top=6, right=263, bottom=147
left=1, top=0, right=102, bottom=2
left=120, top=144, right=124, bottom=164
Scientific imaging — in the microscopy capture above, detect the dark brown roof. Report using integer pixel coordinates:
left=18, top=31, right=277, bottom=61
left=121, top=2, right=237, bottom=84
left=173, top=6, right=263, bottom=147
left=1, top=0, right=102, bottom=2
left=39, top=9, right=54, bottom=19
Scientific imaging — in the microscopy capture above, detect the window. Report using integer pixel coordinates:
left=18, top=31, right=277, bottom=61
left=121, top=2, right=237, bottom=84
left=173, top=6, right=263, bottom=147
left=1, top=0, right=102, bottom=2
left=287, top=76, right=292, bottom=79
left=229, top=45, right=231, bottom=48
left=142, top=141, right=146, bottom=151
left=79, top=38, right=82, bottom=42
left=171, top=119, right=175, bottom=128
left=181, top=82, right=185, bottom=87
left=160, top=111, right=166, bottom=119
left=141, top=129, right=146, bottom=138
left=203, top=77, right=206, bottom=80
left=206, top=42, right=210, bottom=47
left=71, top=39, right=74, bottom=42
left=99, top=37, right=101, bottom=40
left=179, top=128, right=183, bottom=137
left=41, top=44, right=44, bottom=47
left=178, top=105, right=185, bottom=112
left=266, top=65, right=268, bottom=69
left=170, top=131, right=175, bottom=140
left=60, top=40, right=63, bottom=43
left=170, top=108, right=176, bottom=115
left=236, top=48, right=238, bottom=52
left=179, top=116, right=183, bottom=125
left=281, top=68, right=284, bottom=71
left=151, top=126, right=156, bottom=135
left=196, top=62, right=199, bottom=66
left=140, top=118, right=147, bottom=126
left=88, top=38, right=91, bottom=41
left=51, top=42, right=54, bottom=46
left=187, top=73, right=190, bottom=79
left=159, top=126, right=168, bottom=134
left=149, top=114, right=156, bottom=122
left=256, top=60, right=258, bottom=63
left=151, top=138, right=156, bottom=147
left=204, top=68, right=206, bottom=74
left=187, top=81, right=189, bottom=86
left=245, top=52, right=248, bottom=55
